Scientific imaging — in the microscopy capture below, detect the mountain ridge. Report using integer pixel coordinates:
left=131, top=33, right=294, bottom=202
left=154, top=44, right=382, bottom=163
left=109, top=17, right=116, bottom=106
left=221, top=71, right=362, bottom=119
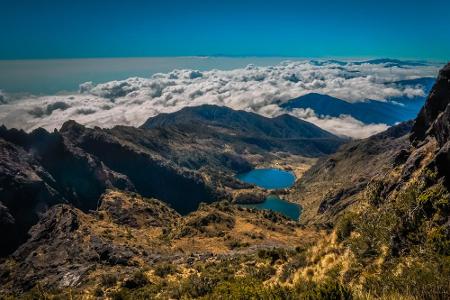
left=280, top=77, right=434, bottom=125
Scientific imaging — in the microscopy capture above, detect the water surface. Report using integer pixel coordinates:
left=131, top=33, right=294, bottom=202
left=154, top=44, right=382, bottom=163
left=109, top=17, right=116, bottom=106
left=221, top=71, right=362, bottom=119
left=240, top=195, right=301, bottom=220
left=237, top=168, right=295, bottom=189
left=236, top=168, right=300, bottom=219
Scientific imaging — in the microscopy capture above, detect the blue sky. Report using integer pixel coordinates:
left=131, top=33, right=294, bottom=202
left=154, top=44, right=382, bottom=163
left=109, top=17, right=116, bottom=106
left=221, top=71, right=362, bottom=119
left=1, top=0, right=449, bottom=60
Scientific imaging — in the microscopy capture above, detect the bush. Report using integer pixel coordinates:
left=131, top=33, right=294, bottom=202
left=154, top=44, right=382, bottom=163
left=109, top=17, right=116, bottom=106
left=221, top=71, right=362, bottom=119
left=257, top=248, right=287, bottom=264
left=100, top=273, right=118, bottom=287
left=179, top=274, right=219, bottom=298
left=122, top=271, right=148, bottom=289
left=154, top=263, right=177, bottom=278
left=294, top=280, right=352, bottom=300
left=335, top=212, right=356, bottom=242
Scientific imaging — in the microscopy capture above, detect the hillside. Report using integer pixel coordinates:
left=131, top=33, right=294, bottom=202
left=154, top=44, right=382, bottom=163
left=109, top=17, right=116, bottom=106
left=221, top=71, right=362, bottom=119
left=287, top=120, right=413, bottom=224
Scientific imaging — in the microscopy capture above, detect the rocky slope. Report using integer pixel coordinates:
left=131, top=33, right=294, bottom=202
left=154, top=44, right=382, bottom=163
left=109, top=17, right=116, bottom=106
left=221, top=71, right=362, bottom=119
left=288, top=121, right=413, bottom=224
left=0, top=190, right=315, bottom=295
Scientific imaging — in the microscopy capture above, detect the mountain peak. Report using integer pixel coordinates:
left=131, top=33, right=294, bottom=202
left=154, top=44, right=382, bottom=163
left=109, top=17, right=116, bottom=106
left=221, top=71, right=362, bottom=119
left=411, top=63, right=450, bottom=144
left=141, top=104, right=341, bottom=140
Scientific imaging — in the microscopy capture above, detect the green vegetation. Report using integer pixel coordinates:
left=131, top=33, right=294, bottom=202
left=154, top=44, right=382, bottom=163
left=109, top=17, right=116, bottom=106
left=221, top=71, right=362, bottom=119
left=106, top=275, right=352, bottom=300
left=154, top=263, right=178, bottom=278
left=334, top=168, right=450, bottom=299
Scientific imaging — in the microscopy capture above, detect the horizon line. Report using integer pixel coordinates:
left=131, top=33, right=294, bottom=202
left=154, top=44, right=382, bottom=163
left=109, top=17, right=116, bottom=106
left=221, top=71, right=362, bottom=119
left=0, top=55, right=446, bottom=63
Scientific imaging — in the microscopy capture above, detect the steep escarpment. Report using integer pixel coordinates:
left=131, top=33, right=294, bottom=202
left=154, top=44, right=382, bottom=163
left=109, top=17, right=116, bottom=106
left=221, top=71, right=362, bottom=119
left=0, top=138, right=60, bottom=256
left=412, top=63, right=450, bottom=182
left=59, top=121, right=220, bottom=214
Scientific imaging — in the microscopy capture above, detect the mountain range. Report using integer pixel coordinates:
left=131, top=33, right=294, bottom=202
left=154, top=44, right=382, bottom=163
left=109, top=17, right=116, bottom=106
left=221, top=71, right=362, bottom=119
left=0, top=64, right=449, bottom=299
left=0, top=105, right=344, bottom=257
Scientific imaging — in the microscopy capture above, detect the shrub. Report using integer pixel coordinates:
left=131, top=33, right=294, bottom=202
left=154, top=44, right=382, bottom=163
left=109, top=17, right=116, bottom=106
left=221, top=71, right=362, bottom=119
left=179, top=274, right=218, bottom=298
left=335, top=212, right=356, bottom=242
left=154, top=263, right=177, bottom=278
left=257, top=248, right=287, bottom=264
left=122, top=271, right=148, bottom=289
left=100, top=273, right=118, bottom=287
left=294, top=280, right=352, bottom=300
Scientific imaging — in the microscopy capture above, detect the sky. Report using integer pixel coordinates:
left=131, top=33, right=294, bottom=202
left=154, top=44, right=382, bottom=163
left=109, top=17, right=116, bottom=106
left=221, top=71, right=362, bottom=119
left=1, top=0, right=449, bottom=61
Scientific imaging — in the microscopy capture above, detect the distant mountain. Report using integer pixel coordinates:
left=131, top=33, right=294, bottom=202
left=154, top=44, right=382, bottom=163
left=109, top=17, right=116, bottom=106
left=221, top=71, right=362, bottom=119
left=310, top=58, right=432, bottom=67
left=280, top=78, right=435, bottom=125
left=142, top=104, right=338, bottom=139
left=353, top=58, right=431, bottom=67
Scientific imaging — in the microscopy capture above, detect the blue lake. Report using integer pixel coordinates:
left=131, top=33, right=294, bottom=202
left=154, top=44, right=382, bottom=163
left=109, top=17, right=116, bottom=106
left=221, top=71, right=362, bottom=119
left=236, top=168, right=296, bottom=190
left=240, top=195, right=302, bottom=220
left=236, top=168, right=301, bottom=220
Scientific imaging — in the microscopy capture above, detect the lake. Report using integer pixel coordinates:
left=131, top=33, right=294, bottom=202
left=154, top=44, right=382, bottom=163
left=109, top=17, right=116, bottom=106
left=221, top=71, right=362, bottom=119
left=236, top=168, right=296, bottom=189
left=240, top=195, right=302, bottom=220
left=236, top=168, right=301, bottom=220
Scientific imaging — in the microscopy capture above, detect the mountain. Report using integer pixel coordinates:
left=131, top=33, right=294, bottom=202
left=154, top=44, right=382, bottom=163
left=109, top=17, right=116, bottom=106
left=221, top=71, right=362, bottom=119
left=354, top=58, right=431, bottom=67
left=287, top=67, right=449, bottom=225
left=142, top=104, right=339, bottom=139
left=281, top=77, right=434, bottom=126
left=0, top=105, right=344, bottom=257
left=309, top=58, right=432, bottom=67
left=281, top=93, right=404, bottom=124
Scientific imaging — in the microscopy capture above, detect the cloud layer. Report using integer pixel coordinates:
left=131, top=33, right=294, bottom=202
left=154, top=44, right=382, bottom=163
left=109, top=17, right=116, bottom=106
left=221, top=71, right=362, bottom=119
left=0, top=60, right=439, bottom=139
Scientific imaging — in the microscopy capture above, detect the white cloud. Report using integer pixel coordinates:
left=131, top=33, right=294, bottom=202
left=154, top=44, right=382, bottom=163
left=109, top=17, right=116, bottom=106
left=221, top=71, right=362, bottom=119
left=0, top=60, right=439, bottom=138
left=287, top=108, right=389, bottom=139
left=0, top=90, right=7, bottom=104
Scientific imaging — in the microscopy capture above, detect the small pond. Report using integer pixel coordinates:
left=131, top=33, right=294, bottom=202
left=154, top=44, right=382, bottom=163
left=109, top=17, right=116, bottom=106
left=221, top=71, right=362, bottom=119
left=236, top=168, right=301, bottom=220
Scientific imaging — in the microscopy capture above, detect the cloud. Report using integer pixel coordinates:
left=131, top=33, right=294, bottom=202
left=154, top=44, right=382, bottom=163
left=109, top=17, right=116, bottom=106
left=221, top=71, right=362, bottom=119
left=0, top=60, right=439, bottom=138
left=287, top=108, right=389, bottom=139
left=0, top=90, right=7, bottom=104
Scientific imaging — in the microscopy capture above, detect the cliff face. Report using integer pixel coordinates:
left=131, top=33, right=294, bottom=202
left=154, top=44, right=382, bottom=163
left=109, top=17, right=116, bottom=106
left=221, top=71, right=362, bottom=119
left=0, top=127, right=134, bottom=256
left=412, top=63, right=450, bottom=183
left=411, top=64, right=450, bottom=145
left=0, top=123, right=219, bottom=256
